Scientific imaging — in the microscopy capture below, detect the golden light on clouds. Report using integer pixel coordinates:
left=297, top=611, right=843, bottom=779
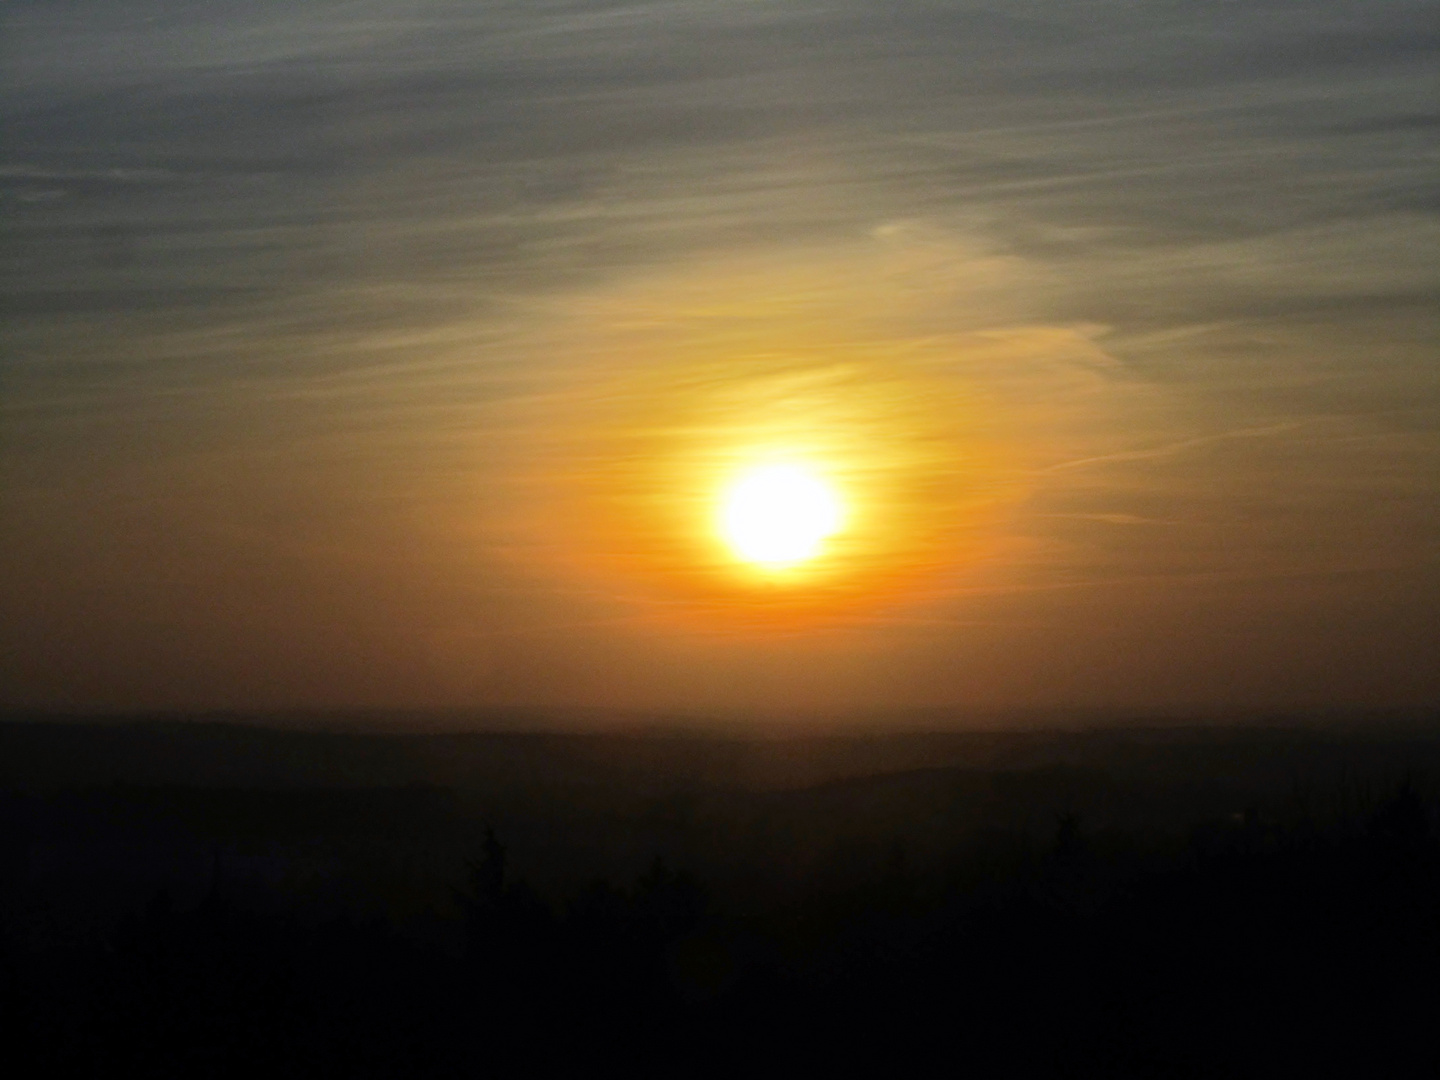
left=484, top=236, right=1156, bottom=634
left=7, top=0, right=1437, bottom=715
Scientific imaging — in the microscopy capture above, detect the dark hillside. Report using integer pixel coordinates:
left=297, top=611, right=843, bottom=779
left=3, top=718, right=1438, bottom=1074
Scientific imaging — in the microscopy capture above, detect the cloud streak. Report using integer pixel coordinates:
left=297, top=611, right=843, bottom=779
left=1, top=0, right=1435, bottom=714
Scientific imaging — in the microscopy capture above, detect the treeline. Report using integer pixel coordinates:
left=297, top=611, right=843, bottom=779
left=4, top=784, right=1438, bottom=1076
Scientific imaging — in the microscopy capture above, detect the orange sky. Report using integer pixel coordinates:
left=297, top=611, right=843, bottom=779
left=2, top=1, right=1436, bottom=720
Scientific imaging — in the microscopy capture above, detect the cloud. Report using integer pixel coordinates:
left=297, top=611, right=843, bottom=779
left=1044, top=423, right=1308, bottom=473
left=1, top=0, right=1436, bottom=711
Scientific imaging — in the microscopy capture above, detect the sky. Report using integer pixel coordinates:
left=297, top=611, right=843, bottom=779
left=2, top=0, right=1437, bottom=720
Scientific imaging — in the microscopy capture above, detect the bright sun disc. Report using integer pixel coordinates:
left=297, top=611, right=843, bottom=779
left=721, top=464, right=843, bottom=568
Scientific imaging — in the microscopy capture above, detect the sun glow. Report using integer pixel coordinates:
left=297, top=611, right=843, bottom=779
left=720, top=464, right=844, bottom=569
left=507, top=245, right=1098, bottom=626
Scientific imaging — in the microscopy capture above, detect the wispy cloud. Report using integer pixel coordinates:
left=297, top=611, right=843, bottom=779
left=1043, top=423, right=1309, bottom=473
left=1, top=0, right=1435, bottom=712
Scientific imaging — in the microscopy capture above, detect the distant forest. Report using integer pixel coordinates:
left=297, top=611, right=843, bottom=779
left=3, top=718, right=1438, bottom=1075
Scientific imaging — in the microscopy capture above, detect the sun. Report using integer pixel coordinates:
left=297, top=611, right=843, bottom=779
left=720, top=463, right=845, bottom=569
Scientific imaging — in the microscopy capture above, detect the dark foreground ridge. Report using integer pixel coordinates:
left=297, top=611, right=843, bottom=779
left=3, top=719, right=1438, bottom=1075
